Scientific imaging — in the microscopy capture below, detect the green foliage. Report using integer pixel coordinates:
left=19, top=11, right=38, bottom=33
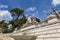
left=0, top=8, right=41, bottom=33
left=9, top=8, right=27, bottom=31
left=0, top=8, right=27, bottom=33
left=0, top=20, right=8, bottom=33
left=10, top=8, right=24, bottom=15
left=10, top=8, right=24, bottom=19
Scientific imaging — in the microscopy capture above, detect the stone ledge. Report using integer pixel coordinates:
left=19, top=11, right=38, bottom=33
left=0, top=36, right=14, bottom=40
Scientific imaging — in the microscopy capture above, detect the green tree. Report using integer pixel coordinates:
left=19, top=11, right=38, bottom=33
left=0, top=20, right=8, bottom=33
left=10, top=8, right=24, bottom=19
left=10, top=8, right=27, bottom=31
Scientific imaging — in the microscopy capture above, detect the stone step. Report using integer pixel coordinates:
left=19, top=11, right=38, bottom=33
left=27, top=29, right=60, bottom=36
left=37, top=33, right=60, bottom=38
left=0, top=36, right=14, bottom=40
left=36, top=38, right=60, bottom=40
left=27, top=26, right=60, bottom=34
left=11, top=35, right=36, bottom=40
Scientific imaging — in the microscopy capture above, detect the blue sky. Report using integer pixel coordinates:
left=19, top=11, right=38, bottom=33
left=0, top=0, right=60, bottom=21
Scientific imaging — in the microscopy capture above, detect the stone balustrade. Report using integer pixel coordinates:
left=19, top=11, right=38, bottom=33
left=0, top=36, right=14, bottom=40
left=0, top=22, right=60, bottom=40
left=19, top=22, right=60, bottom=40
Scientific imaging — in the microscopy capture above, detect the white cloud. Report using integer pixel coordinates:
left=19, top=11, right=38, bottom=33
left=25, top=14, right=28, bottom=17
left=25, top=7, right=36, bottom=12
left=43, top=10, right=46, bottom=13
left=32, top=13, right=36, bottom=16
left=52, top=0, right=60, bottom=6
left=8, top=24, right=12, bottom=29
left=32, top=11, right=39, bottom=17
left=43, top=9, right=51, bottom=14
left=0, top=10, right=12, bottom=21
left=0, top=4, right=12, bottom=21
left=35, top=11, right=38, bottom=14
left=0, top=4, right=8, bottom=8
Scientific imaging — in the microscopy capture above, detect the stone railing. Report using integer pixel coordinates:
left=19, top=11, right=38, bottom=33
left=0, top=22, right=60, bottom=40
left=0, top=36, right=14, bottom=40
left=19, top=22, right=60, bottom=40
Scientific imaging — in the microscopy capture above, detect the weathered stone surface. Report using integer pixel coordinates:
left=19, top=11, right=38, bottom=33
left=18, top=22, right=60, bottom=40
left=10, top=35, right=36, bottom=40
left=0, top=36, right=14, bottom=40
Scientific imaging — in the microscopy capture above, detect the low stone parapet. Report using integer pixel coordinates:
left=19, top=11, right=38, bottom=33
left=0, top=36, right=14, bottom=40
left=19, top=22, right=60, bottom=40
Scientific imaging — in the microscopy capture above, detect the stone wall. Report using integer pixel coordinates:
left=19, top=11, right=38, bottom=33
left=0, top=36, right=14, bottom=40
left=1, top=22, right=60, bottom=40
left=0, top=34, right=36, bottom=40
left=19, top=22, right=60, bottom=40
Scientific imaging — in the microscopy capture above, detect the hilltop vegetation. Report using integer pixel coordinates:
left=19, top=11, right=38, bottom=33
left=0, top=8, right=40, bottom=33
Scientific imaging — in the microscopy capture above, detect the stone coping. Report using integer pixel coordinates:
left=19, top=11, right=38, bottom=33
left=0, top=36, right=14, bottom=40
left=19, top=22, right=60, bottom=32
